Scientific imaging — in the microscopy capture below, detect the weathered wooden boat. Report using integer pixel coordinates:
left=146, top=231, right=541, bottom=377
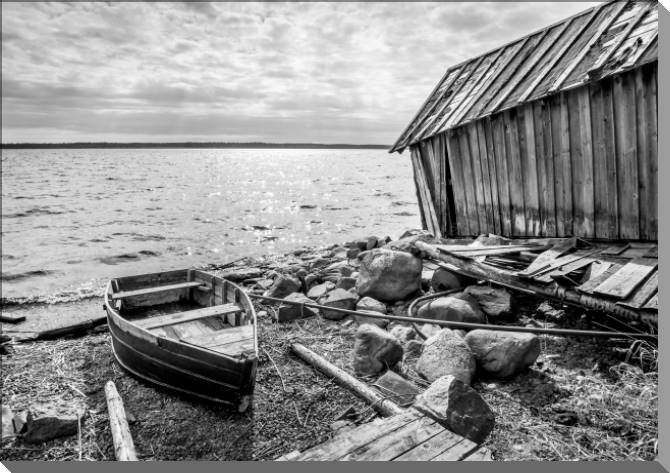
left=103, top=269, right=258, bottom=412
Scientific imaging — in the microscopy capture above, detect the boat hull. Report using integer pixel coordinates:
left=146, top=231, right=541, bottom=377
left=104, top=270, right=257, bottom=412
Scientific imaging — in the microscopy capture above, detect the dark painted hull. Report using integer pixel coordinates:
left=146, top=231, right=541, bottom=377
left=104, top=272, right=257, bottom=411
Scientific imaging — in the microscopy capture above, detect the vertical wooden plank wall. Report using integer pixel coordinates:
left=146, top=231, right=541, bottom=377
left=415, top=63, right=657, bottom=241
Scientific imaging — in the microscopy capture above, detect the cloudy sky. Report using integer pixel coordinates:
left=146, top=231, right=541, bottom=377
left=2, top=2, right=600, bottom=144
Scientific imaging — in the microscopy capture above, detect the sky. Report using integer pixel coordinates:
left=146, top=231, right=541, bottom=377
left=1, top=2, right=600, bottom=145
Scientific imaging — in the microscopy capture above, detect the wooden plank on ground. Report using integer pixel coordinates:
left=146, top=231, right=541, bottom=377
left=340, top=416, right=442, bottom=461
left=527, top=250, right=598, bottom=281
left=617, top=271, right=658, bottom=309
left=642, top=293, right=658, bottom=311
left=520, top=238, right=577, bottom=275
left=394, top=428, right=466, bottom=461
left=577, top=262, right=622, bottom=294
left=296, top=410, right=420, bottom=461
left=0, top=313, right=26, bottom=323
left=543, top=258, right=597, bottom=284
left=136, top=303, right=239, bottom=330
left=593, top=258, right=657, bottom=299
left=463, top=447, right=494, bottom=461
left=430, top=436, right=479, bottom=461
left=601, top=243, right=630, bottom=255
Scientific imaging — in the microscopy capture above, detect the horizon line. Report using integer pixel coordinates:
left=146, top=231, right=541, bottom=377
left=1, top=141, right=391, bottom=150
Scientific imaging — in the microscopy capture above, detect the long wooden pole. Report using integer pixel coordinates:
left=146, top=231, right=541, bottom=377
left=105, top=381, right=138, bottom=461
left=291, top=343, right=404, bottom=417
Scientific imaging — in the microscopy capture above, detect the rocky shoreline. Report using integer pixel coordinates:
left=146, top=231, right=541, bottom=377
left=0, top=230, right=658, bottom=461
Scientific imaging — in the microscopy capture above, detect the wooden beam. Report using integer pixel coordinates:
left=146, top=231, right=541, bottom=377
left=549, top=1, right=630, bottom=93
left=105, top=381, right=138, bottom=461
left=291, top=343, right=405, bottom=417
left=111, top=281, right=204, bottom=300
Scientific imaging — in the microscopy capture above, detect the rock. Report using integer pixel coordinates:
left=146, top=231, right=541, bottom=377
left=354, top=310, right=388, bottom=328
left=220, top=267, right=264, bottom=283
left=416, top=296, right=486, bottom=324
left=355, top=238, right=369, bottom=251
left=307, top=281, right=335, bottom=300
left=419, top=323, right=441, bottom=339
left=365, top=236, right=378, bottom=250
left=347, top=248, right=361, bottom=259
left=324, top=261, right=354, bottom=276
left=352, top=324, right=403, bottom=376
left=383, top=230, right=437, bottom=256
left=464, top=330, right=541, bottom=377
left=416, top=329, right=476, bottom=385
left=309, top=257, right=332, bottom=271
left=389, top=325, right=417, bottom=345
left=414, top=375, right=495, bottom=444
left=318, top=288, right=358, bottom=320
left=304, top=273, right=319, bottom=289
left=421, top=269, right=435, bottom=291
left=254, top=278, right=275, bottom=290
left=431, top=268, right=476, bottom=292
left=464, top=286, right=512, bottom=319
left=399, top=229, right=434, bottom=240
left=264, top=275, right=302, bottom=299
left=22, top=404, right=82, bottom=443
left=330, top=246, right=348, bottom=260
left=335, top=276, right=357, bottom=291
left=372, top=370, right=421, bottom=407
left=276, top=293, right=318, bottom=322
left=355, top=249, right=422, bottom=303
left=356, top=296, right=387, bottom=314
left=404, top=339, right=424, bottom=359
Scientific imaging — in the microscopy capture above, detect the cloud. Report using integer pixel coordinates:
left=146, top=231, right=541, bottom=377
left=1, top=1, right=601, bottom=144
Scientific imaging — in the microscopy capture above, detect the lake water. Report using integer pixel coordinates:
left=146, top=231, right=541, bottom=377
left=1, top=148, right=420, bottom=303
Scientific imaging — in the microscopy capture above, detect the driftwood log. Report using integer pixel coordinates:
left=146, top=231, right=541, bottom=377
left=104, top=381, right=138, bottom=461
left=291, top=343, right=404, bottom=417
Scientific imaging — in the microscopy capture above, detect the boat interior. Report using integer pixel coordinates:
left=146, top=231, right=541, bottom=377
left=107, top=269, right=256, bottom=358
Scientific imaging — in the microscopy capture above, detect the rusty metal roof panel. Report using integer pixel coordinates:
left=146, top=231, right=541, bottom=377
left=390, top=0, right=658, bottom=153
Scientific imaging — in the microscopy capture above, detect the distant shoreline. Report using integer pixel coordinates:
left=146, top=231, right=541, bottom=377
left=1, top=142, right=390, bottom=150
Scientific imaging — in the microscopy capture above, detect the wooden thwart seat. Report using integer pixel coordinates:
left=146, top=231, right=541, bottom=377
left=112, top=281, right=206, bottom=300
left=136, top=303, right=240, bottom=331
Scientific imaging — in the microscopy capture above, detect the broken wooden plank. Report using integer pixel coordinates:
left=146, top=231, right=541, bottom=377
left=0, top=313, right=26, bottom=323
left=545, top=258, right=597, bottom=285
left=522, top=249, right=600, bottom=279
left=577, top=262, right=622, bottom=294
left=520, top=238, right=577, bottom=275
left=617, top=271, right=658, bottom=310
left=593, top=258, right=658, bottom=299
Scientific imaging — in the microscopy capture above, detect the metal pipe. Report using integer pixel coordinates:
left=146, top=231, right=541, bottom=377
left=247, top=293, right=657, bottom=341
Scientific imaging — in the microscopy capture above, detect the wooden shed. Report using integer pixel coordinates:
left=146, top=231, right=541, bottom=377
left=391, top=0, right=658, bottom=242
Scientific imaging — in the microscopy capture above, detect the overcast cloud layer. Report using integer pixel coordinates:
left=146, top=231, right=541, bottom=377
left=2, top=2, right=599, bottom=144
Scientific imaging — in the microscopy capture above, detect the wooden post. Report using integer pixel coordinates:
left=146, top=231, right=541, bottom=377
left=105, top=381, right=138, bottom=461
left=291, top=343, right=404, bottom=417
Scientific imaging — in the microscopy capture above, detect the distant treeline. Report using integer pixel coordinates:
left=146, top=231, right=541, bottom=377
left=1, top=142, right=390, bottom=150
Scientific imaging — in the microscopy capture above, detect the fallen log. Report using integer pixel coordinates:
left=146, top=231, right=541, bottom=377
left=104, top=381, right=138, bottom=461
left=291, top=343, right=404, bottom=417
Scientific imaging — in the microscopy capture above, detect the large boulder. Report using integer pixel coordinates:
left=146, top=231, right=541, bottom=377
left=355, top=249, right=422, bottom=303
left=464, top=286, right=513, bottom=319
left=264, top=275, right=301, bottom=299
left=416, top=296, right=486, bottom=324
left=464, top=330, right=541, bottom=378
left=307, top=281, right=335, bottom=300
left=318, top=288, right=358, bottom=320
left=22, top=403, right=83, bottom=443
left=352, top=324, right=403, bottom=376
left=414, top=375, right=495, bottom=444
left=431, top=268, right=477, bottom=292
left=416, top=329, right=476, bottom=385
left=275, top=293, right=318, bottom=322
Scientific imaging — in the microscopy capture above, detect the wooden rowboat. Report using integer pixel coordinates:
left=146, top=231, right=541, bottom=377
left=103, top=269, right=258, bottom=412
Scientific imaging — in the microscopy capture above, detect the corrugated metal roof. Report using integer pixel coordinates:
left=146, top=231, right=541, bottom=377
left=391, top=0, right=658, bottom=153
